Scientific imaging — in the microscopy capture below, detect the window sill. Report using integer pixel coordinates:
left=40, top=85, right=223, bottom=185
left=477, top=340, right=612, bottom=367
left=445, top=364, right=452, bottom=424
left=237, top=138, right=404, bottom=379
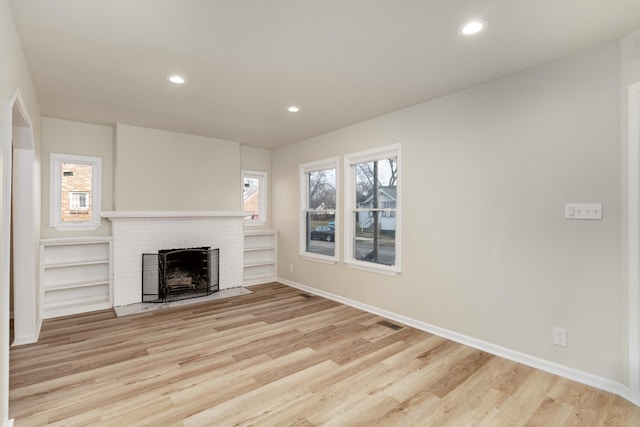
left=300, top=254, right=338, bottom=265
left=49, top=222, right=102, bottom=232
left=244, top=220, right=266, bottom=227
left=345, top=261, right=400, bottom=276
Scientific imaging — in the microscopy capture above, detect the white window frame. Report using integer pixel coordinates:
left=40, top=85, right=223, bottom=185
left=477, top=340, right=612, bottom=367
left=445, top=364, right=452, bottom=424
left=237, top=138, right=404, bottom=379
left=344, top=144, right=401, bottom=275
left=300, top=157, right=339, bottom=264
left=242, top=170, right=267, bottom=226
left=50, top=153, right=102, bottom=231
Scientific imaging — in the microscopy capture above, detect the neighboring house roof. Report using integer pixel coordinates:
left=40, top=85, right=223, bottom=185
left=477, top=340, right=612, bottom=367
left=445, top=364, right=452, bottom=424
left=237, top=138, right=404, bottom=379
left=243, top=188, right=259, bottom=202
left=360, top=186, right=397, bottom=205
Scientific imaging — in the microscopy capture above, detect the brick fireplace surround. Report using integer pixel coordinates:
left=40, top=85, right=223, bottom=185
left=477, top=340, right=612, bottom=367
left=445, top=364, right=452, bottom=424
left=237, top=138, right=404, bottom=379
left=101, top=211, right=247, bottom=307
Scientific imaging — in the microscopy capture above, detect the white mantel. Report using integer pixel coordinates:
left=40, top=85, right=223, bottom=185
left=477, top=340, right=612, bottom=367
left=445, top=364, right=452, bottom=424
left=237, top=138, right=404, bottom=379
left=102, top=211, right=247, bottom=306
left=102, top=211, right=250, bottom=219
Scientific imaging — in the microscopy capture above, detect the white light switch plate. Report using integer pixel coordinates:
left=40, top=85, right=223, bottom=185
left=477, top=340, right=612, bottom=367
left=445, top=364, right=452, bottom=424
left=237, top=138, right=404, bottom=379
left=552, top=327, right=568, bottom=347
left=565, top=203, right=602, bottom=220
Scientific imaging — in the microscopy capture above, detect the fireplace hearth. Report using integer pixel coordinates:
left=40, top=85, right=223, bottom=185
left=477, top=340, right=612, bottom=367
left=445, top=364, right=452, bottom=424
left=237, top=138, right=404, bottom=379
left=142, top=247, right=219, bottom=303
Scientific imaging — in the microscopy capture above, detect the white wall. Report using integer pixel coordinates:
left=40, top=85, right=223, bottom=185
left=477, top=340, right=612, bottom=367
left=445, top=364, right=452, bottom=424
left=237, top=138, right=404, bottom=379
left=622, top=28, right=640, bottom=86
left=273, top=43, right=624, bottom=383
left=1, top=0, right=41, bottom=423
left=115, top=124, right=240, bottom=211
left=40, top=117, right=114, bottom=238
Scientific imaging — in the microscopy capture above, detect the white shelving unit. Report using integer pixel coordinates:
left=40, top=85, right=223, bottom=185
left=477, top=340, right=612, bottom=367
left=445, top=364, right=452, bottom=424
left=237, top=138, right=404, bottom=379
left=243, top=230, right=277, bottom=286
left=40, top=237, right=113, bottom=318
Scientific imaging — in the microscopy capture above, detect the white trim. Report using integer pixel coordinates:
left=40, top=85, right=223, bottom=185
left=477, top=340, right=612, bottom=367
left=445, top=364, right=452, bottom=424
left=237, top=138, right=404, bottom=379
left=49, top=153, right=102, bottom=231
left=2, top=92, right=12, bottom=427
left=300, top=254, right=337, bottom=265
left=629, top=80, right=640, bottom=394
left=40, top=236, right=114, bottom=245
left=242, top=170, right=267, bottom=226
left=243, top=229, right=278, bottom=235
left=345, top=145, right=400, bottom=164
left=278, top=277, right=640, bottom=406
left=346, top=261, right=398, bottom=276
left=4, top=89, right=39, bottom=427
left=102, top=210, right=250, bottom=219
left=299, top=157, right=339, bottom=263
left=344, top=143, right=401, bottom=275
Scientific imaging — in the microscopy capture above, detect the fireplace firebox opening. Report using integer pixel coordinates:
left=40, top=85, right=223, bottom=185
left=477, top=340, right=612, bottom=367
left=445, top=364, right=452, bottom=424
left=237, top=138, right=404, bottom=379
left=142, top=247, right=219, bottom=303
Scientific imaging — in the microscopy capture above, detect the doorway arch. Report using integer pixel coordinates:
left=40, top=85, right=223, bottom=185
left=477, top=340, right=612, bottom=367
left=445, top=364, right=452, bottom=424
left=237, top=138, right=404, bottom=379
left=2, top=88, right=37, bottom=425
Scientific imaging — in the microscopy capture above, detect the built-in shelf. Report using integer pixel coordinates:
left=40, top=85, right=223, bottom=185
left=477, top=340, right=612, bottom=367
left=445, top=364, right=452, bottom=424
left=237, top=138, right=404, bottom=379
left=243, top=230, right=277, bottom=286
left=44, top=260, right=110, bottom=269
left=40, top=237, right=113, bottom=318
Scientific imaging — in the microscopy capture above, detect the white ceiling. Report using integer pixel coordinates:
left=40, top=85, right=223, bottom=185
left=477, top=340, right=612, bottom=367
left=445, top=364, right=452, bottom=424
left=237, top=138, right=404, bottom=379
left=9, top=0, right=640, bottom=148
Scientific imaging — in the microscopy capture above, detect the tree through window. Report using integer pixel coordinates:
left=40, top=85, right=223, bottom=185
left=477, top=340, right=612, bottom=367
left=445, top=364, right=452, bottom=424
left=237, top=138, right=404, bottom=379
left=300, top=158, right=338, bottom=262
left=346, top=145, right=401, bottom=274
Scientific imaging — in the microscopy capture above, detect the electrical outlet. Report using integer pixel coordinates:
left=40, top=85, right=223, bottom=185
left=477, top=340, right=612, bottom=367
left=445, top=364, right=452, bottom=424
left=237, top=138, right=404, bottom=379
left=552, top=327, right=568, bottom=347
left=289, top=263, right=294, bottom=273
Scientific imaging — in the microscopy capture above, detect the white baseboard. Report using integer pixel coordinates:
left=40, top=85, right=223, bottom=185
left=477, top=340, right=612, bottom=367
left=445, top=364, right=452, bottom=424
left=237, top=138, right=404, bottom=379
left=35, top=315, right=42, bottom=342
left=277, top=277, right=640, bottom=406
left=4, top=418, right=14, bottom=427
left=10, top=316, right=41, bottom=347
left=11, top=333, right=38, bottom=347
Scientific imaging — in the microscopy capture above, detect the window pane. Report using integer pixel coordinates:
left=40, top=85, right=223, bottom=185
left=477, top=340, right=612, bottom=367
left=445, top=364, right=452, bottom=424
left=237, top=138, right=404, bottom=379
left=243, top=176, right=260, bottom=220
left=300, top=159, right=338, bottom=261
left=308, top=169, right=336, bottom=210
left=352, top=156, right=397, bottom=267
left=353, top=211, right=395, bottom=266
left=60, top=162, right=92, bottom=222
left=306, top=212, right=335, bottom=257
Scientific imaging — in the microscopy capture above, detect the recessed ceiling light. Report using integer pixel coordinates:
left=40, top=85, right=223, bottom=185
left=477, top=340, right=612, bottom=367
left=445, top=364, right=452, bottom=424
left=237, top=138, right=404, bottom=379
left=287, top=106, right=300, bottom=113
left=167, top=74, right=187, bottom=85
left=459, top=19, right=488, bottom=36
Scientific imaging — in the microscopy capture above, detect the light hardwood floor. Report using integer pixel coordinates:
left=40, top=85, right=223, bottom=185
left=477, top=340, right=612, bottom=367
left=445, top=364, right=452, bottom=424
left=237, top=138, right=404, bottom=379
left=9, top=282, right=640, bottom=426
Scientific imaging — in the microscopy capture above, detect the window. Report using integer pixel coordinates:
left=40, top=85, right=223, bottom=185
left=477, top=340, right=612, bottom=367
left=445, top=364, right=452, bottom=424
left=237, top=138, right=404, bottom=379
left=345, top=144, right=401, bottom=275
left=242, top=170, right=267, bottom=226
left=69, top=191, right=89, bottom=212
left=300, top=158, right=338, bottom=262
left=50, top=153, right=102, bottom=231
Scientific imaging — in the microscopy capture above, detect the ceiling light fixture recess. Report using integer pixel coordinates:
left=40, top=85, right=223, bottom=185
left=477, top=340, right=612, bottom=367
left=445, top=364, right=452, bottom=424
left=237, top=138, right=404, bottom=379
left=287, top=105, right=300, bottom=113
left=459, top=19, right=488, bottom=36
left=167, top=74, right=187, bottom=84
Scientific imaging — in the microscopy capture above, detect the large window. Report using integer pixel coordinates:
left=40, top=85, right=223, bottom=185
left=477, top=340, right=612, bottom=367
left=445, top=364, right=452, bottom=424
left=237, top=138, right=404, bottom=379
left=242, top=170, right=267, bottom=226
left=300, top=158, right=338, bottom=262
left=345, top=144, right=400, bottom=275
left=50, top=153, right=102, bottom=231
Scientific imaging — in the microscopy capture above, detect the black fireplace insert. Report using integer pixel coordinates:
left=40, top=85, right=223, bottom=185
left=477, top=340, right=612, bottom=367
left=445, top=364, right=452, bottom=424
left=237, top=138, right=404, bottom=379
left=142, top=247, right=219, bottom=303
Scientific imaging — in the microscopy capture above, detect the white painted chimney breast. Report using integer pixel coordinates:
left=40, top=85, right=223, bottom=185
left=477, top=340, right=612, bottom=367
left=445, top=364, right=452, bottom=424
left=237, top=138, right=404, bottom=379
left=102, top=211, right=247, bottom=306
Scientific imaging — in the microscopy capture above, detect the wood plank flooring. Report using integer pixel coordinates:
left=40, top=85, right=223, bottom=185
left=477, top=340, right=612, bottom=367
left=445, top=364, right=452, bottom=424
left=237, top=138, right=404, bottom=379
left=9, top=282, right=640, bottom=426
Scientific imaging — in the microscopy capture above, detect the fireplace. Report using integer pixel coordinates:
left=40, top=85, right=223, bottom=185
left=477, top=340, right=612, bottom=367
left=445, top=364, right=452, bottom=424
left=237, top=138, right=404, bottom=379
left=142, top=247, right=219, bottom=303
left=102, top=211, right=246, bottom=307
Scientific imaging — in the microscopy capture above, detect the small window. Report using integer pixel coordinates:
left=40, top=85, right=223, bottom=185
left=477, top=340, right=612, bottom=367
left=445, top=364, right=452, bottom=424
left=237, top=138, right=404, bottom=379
left=242, top=170, right=267, bottom=226
left=345, top=144, right=401, bottom=275
left=50, top=153, right=102, bottom=231
left=300, top=158, right=339, bottom=263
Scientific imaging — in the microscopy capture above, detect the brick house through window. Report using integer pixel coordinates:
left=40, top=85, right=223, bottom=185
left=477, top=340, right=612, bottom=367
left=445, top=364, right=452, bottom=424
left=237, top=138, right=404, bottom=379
left=60, top=162, right=92, bottom=222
